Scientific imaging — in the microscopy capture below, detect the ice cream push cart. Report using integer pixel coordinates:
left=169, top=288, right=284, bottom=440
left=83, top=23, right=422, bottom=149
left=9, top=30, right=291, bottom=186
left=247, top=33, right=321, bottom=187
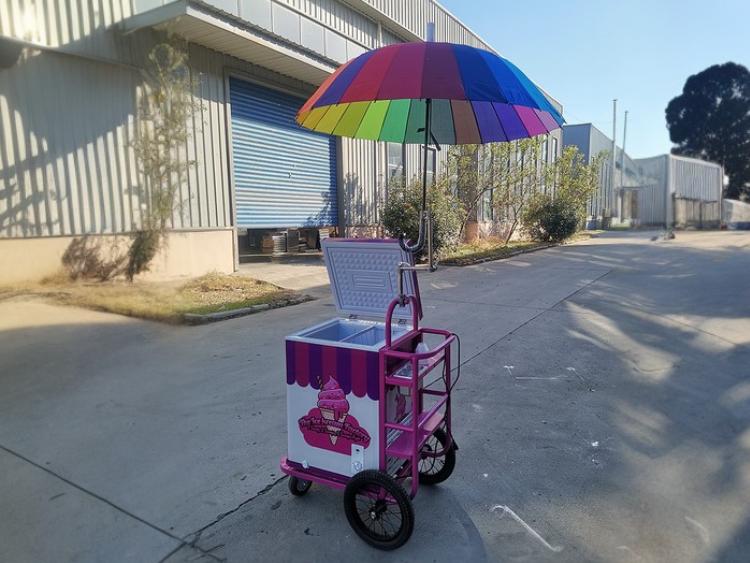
left=280, top=238, right=458, bottom=549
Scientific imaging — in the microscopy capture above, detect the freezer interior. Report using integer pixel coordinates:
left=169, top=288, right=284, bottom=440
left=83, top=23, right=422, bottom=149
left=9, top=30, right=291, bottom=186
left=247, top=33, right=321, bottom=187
left=295, top=318, right=409, bottom=350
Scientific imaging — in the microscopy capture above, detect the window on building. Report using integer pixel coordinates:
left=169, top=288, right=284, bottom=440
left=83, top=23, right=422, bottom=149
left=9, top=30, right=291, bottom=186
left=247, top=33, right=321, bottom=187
left=387, top=143, right=405, bottom=190
left=422, top=147, right=436, bottom=187
left=550, top=137, right=558, bottom=163
left=540, top=135, right=548, bottom=192
left=481, top=189, right=493, bottom=222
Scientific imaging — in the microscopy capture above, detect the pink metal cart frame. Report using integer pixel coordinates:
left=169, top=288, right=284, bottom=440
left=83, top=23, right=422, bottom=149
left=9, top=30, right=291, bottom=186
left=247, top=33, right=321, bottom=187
left=280, top=240, right=458, bottom=549
left=280, top=296, right=455, bottom=496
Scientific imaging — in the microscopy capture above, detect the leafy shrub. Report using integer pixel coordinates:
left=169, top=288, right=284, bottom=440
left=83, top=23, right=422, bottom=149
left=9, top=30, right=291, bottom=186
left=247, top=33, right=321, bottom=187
left=522, top=194, right=579, bottom=243
left=381, top=177, right=464, bottom=257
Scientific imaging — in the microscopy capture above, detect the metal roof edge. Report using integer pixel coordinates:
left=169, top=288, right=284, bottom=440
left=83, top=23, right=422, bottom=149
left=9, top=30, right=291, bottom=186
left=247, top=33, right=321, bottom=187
left=120, top=0, right=564, bottom=111
left=119, top=0, right=337, bottom=83
left=665, top=153, right=723, bottom=168
left=185, top=1, right=338, bottom=71
left=119, top=0, right=189, bottom=33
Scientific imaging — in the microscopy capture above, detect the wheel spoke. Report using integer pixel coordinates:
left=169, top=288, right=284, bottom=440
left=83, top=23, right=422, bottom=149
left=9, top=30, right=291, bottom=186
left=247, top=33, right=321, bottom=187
left=380, top=515, right=396, bottom=537
left=381, top=511, right=401, bottom=535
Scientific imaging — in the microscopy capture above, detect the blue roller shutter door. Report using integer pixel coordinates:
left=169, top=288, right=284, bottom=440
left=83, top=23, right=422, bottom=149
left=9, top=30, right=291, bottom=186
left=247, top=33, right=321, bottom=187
left=229, top=78, right=338, bottom=228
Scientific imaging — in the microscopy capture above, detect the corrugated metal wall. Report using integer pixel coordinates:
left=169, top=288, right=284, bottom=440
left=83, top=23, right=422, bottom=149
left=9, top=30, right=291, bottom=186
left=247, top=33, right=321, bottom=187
left=723, top=199, right=750, bottom=228
left=632, top=155, right=722, bottom=227
left=635, top=184, right=666, bottom=227
left=380, top=28, right=403, bottom=46
left=280, top=0, right=379, bottom=48
left=564, top=123, right=642, bottom=220
left=0, top=37, right=243, bottom=237
left=0, top=31, right=322, bottom=238
left=363, top=0, right=490, bottom=48
left=1, top=0, right=559, bottom=239
left=339, top=138, right=379, bottom=227
left=0, top=0, right=134, bottom=59
left=670, top=155, right=722, bottom=201
left=634, top=156, right=668, bottom=226
left=0, top=49, right=141, bottom=237
left=277, top=0, right=493, bottom=49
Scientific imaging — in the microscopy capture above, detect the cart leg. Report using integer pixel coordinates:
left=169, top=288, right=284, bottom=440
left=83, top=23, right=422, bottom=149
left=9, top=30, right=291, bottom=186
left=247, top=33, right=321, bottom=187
left=410, top=357, right=419, bottom=498
left=445, top=341, right=452, bottom=444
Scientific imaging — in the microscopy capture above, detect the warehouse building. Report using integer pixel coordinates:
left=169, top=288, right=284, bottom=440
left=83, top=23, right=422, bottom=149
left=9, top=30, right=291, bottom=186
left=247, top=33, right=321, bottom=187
left=0, top=0, right=563, bottom=283
left=563, top=123, right=723, bottom=229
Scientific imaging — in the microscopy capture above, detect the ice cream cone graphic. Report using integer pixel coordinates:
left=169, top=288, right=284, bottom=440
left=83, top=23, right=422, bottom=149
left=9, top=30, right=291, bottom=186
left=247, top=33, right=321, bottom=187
left=317, top=377, right=349, bottom=446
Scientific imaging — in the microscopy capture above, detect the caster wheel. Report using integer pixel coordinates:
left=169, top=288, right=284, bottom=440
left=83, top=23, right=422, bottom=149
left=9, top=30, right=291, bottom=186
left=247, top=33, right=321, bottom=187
left=418, top=428, right=456, bottom=485
left=344, top=470, right=414, bottom=550
left=288, top=476, right=312, bottom=496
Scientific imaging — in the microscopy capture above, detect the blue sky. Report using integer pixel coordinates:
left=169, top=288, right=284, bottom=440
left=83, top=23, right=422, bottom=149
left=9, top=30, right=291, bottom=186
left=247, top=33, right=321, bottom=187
left=439, top=0, right=750, bottom=158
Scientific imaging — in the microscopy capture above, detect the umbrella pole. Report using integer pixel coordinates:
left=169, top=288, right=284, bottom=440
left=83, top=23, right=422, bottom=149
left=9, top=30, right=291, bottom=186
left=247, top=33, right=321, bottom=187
left=398, top=98, right=432, bottom=259
left=421, top=98, right=431, bottom=217
left=423, top=99, right=433, bottom=270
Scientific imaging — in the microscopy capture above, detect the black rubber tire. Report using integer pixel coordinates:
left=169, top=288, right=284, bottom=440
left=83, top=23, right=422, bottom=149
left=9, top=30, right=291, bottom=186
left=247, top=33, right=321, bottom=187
left=288, top=476, right=312, bottom=496
left=344, top=470, right=414, bottom=550
left=418, top=428, right=456, bottom=485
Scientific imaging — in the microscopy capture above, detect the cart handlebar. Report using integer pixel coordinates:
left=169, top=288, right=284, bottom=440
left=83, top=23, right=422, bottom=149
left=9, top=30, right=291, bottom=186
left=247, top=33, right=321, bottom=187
left=385, top=295, right=419, bottom=347
left=383, top=331, right=455, bottom=364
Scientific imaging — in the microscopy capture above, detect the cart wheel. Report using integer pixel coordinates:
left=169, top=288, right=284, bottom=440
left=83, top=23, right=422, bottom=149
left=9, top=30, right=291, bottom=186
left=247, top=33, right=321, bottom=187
left=418, top=428, right=456, bottom=485
left=344, top=470, right=414, bottom=550
left=288, top=476, right=312, bottom=496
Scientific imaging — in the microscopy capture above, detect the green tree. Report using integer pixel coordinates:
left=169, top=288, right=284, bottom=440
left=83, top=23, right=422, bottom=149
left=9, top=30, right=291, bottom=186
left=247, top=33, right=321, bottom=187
left=666, top=63, right=750, bottom=199
left=446, top=143, right=480, bottom=238
left=490, top=137, right=546, bottom=244
left=128, top=38, right=197, bottom=280
left=550, top=146, right=606, bottom=224
left=522, top=146, right=605, bottom=243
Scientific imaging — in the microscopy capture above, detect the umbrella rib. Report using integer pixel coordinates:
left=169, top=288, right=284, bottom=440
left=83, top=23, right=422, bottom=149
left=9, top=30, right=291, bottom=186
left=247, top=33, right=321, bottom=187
left=323, top=103, right=351, bottom=135
left=490, top=102, right=509, bottom=141
left=510, top=105, right=532, bottom=138
left=296, top=41, right=562, bottom=145
left=348, top=102, right=375, bottom=139
left=309, top=104, right=334, bottom=133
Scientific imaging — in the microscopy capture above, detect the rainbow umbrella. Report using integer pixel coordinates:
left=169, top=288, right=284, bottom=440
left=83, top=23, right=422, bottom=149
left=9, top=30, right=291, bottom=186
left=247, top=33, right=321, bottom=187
left=296, top=41, right=564, bottom=254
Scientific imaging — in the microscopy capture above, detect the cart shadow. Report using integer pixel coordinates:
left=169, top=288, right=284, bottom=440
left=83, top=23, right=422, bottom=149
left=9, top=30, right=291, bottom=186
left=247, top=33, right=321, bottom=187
left=196, top=480, right=488, bottom=562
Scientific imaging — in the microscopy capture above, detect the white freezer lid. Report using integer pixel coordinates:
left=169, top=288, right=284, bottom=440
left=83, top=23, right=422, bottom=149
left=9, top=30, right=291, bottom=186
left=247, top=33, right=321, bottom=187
left=322, top=239, right=422, bottom=321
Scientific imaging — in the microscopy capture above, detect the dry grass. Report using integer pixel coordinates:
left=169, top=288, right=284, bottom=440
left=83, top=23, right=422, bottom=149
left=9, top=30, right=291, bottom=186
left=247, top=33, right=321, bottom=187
left=0, top=272, right=300, bottom=323
left=442, top=231, right=602, bottom=266
left=442, top=239, right=550, bottom=266
left=571, top=229, right=605, bottom=241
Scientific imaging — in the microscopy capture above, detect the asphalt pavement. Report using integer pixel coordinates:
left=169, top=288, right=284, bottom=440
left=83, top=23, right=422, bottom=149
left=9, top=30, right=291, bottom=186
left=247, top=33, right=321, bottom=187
left=1, top=230, right=749, bottom=563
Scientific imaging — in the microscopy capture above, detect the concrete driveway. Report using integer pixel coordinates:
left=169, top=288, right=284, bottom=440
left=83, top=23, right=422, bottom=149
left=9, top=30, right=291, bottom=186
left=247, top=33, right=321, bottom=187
left=1, top=231, right=749, bottom=562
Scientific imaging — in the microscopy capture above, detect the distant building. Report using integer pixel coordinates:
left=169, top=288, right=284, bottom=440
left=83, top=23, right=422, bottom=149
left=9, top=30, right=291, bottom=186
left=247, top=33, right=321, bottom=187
left=563, top=123, right=723, bottom=229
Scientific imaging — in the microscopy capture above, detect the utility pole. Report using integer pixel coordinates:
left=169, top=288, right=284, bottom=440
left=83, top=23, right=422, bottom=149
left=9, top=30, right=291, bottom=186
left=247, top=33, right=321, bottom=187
left=610, top=99, right=617, bottom=226
left=619, top=110, right=628, bottom=223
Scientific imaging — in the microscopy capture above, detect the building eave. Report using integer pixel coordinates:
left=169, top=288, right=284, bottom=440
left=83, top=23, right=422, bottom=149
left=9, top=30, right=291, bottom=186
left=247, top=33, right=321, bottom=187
left=120, top=0, right=337, bottom=86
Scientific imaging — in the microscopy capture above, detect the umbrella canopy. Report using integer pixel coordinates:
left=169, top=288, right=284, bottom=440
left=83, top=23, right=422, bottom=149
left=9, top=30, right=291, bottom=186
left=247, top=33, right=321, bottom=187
left=296, top=42, right=563, bottom=144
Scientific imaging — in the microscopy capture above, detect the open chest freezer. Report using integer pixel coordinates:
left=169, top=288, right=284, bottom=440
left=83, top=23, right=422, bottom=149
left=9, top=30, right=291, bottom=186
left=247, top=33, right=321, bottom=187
left=284, top=239, right=421, bottom=478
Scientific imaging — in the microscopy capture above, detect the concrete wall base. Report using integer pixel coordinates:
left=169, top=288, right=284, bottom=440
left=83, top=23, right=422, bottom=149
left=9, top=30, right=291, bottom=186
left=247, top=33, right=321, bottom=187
left=345, top=225, right=381, bottom=238
left=723, top=199, right=750, bottom=230
left=0, top=230, right=235, bottom=284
